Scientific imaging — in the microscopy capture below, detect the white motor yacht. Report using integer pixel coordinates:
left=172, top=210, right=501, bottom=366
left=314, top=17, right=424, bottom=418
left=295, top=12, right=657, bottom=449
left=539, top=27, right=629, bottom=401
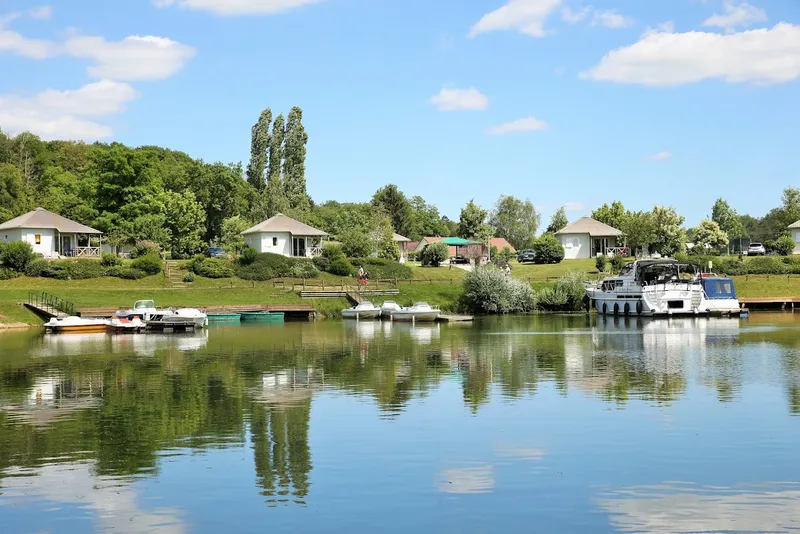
left=173, top=308, right=209, bottom=328
left=380, top=301, right=403, bottom=318
left=391, top=302, right=441, bottom=322
left=115, top=300, right=175, bottom=321
left=342, top=302, right=382, bottom=320
left=586, top=259, right=706, bottom=317
left=696, top=275, right=742, bottom=315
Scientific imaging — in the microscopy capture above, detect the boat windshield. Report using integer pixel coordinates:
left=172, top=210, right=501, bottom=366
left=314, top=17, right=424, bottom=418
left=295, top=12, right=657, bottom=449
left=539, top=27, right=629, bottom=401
left=637, top=262, right=697, bottom=285
left=134, top=300, right=156, bottom=309
left=702, top=277, right=737, bottom=300
left=619, top=263, right=634, bottom=277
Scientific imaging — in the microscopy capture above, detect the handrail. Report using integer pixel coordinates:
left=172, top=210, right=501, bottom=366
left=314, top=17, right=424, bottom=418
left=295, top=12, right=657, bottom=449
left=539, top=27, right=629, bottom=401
left=27, top=291, right=76, bottom=317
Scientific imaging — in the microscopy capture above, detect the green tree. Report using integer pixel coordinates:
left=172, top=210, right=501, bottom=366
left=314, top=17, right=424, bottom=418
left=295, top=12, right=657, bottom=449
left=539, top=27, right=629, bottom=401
left=421, top=241, right=449, bottom=267
left=650, top=205, right=685, bottom=256
left=188, top=162, right=248, bottom=243
left=371, top=214, right=400, bottom=260
left=457, top=199, right=488, bottom=239
left=340, top=228, right=372, bottom=257
left=711, top=198, right=744, bottom=252
left=775, top=234, right=796, bottom=256
left=217, top=216, right=250, bottom=253
left=546, top=207, right=568, bottom=234
left=372, top=184, right=412, bottom=237
left=268, top=114, right=285, bottom=184
left=489, top=195, right=540, bottom=249
left=161, top=190, right=206, bottom=258
left=246, top=108, right=272, bottom=192
left=409, top=196, right=446, bottom=240
left=591, top=201, right=626, bottom=230
left=620, top=211, right=655, bottom=257
left=532, top=233, right=564, bottom=264
left=0, top=163, right=27, bottom=221
left=780, top=187, right=800, bottom=229
left=283, top=106, right=310, bottom=212
left=310, top=201, right=375, bottom=238
left=692, top=219, right=729, bottom=253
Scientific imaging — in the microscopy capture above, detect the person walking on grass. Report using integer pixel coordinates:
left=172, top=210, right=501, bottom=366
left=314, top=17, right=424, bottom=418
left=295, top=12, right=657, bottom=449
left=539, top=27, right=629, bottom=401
left=505, top=264, right=511, bottom=279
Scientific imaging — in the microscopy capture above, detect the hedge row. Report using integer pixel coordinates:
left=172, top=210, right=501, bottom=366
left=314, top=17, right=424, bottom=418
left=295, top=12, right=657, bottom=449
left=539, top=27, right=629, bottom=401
left=677, top=254, right=800, bottom=276
left=22, top=255, right=161, bottom=280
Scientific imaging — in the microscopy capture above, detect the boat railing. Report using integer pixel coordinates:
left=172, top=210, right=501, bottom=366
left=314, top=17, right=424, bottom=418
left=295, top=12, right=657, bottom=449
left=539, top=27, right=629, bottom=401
left=27, top=291, right=76, bottom=317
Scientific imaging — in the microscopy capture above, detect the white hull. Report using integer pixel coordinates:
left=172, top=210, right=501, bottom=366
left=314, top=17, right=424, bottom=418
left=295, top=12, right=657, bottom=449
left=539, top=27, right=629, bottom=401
left=342, top=309, right=381, bottom=319
left=391, top=311, right=441, bottom=322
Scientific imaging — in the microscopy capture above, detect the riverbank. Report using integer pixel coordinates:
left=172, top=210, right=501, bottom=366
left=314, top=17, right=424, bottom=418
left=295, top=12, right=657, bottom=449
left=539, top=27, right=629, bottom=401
left=2, top=260, right=799, bottom=325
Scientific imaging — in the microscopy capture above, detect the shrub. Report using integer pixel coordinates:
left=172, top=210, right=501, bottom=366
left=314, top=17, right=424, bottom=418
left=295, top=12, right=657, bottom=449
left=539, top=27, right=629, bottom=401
left=290, top=261, right=320, bottom=279
left=421, top=241, right=450, bottom=267
left=775, top=234, right=796, bottom=256
left=350, top=257, right=413, bottom=280
left=193, top=257, right=235, bottom=279
left=610, top=255, right=629, bottom=273
left=717, top=258, right=747, bottom=276
left=130, top=253, right=163, bottom=275
left=0, top=267, right=18, bottom=280
left=340, top=229, right=373, bottom=258
left=463, top=266, right=536, bottom=314
left=322, top=244, right=346, bottom=260
left=312, top=256, right=331, bottom=272
left=0, top=241, right=34, bottom=271
left=24, top=258, right=51, bottom=277
left=101, top=252, right=121, bottom=267
left=62, top=259, right=107, bottom=280
left=407, top=251, right=420, bottom=262
left=239, top=246, right=258, bottom=266
left=130, top=241, right=161, bottom=259
left=538, top=272, right=586, bottom=312
left=235, top=252, right=298, bottom=280
left=595, top=255, right=607, bottom=273
left=328, top=258, right=355, bottom=277
left=183, top=272, right=195, bottom=283
left=532, top=234, right=564, bottom=264
left=500, top=246, right=515, bottom=261
left=747, top=256, right=787, bottom=275
left=106, top=266, right=148, bottom=280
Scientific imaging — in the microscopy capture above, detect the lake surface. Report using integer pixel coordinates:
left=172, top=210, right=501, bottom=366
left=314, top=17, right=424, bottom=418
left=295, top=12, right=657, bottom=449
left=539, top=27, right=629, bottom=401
left=2, top=314, right=800, bottom=533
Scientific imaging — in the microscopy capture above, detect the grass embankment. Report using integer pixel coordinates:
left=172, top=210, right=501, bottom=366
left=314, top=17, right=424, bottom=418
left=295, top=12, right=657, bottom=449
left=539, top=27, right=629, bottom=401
left=3, top=259, right=799, bottom=325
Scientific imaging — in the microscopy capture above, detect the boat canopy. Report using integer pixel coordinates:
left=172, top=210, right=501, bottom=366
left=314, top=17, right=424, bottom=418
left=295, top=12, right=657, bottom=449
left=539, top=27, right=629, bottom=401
left=134, top=300, right=156, bottom=309
left=636, top=261, right=697, bottom=284
left=701, top=277, right=737, bottom=300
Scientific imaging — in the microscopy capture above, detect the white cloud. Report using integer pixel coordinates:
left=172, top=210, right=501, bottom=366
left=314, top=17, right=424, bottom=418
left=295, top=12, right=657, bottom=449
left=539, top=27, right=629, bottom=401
left=65, top=35, right=196, bottom=81
left=28, top=6, right=53, bottom=20
left=581, top=23, right=800, bottom=86
left=429, top=87, right=489, bottom=111
left=0, top=16, right=60, bottom=58
left=647, top=151, right=673, bottom=161
left=563, top=201, right=584, bottom=212
left=591, top=9, right=634, bottom=29
left=153, top=0, right=326, bottom=15
left=469, top=0, right=563, bottom=38
left=656, top=21, right=675, bottom=33
left=703, top=1, right=767, bottom=31
left=562, top=6, right=590, bottom=24
left=0, top=80, right=139, bottom=140
left=487, top=116, right=549, bottom=135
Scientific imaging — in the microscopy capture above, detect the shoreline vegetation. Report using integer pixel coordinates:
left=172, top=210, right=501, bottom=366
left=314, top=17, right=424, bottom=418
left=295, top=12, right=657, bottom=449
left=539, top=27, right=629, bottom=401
left=3, top=258, right=800, bottom=326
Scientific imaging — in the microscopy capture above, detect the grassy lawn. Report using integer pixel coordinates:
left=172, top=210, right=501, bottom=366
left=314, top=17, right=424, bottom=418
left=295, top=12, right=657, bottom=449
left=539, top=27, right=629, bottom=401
left=731, top=275, right=800, bottom=298
left=510, top=259, right=598, bottom=280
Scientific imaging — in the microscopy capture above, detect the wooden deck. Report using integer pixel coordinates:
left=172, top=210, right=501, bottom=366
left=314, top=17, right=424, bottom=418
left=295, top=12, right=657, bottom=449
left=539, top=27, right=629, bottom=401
left=79, top=304, right=317, bottom=320
left=437, top=314, right=474, bottom=323
left=738, top=297, right=800, bottom=310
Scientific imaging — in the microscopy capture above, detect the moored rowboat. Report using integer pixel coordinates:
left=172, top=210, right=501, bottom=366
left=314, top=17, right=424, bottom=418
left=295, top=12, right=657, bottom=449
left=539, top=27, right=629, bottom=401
left=45, top=316, right=110, bottom=334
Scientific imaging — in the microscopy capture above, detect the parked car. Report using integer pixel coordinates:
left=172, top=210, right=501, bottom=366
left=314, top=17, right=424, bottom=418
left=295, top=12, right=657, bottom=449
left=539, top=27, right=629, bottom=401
left=517, top=250, right=536, bottom=263
left=747, top=243, right=766, bottom=256
left=451, top=255, right=470, bottom=265
left=206, top=247, right=226, bottom=258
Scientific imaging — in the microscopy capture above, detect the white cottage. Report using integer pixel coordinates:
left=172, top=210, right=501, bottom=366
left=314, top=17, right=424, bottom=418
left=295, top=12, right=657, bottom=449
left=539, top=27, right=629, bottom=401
left=789, top=220, right=800, bottom=254
left=242, top=213, right=327, bottom=258
left=0, top=208, right=102, bottom=258
left=555, top=217, right=624, bottom=259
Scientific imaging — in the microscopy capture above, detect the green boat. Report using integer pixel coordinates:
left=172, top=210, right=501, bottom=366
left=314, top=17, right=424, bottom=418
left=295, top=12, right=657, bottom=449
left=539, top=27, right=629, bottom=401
left=240, top=312, right=285, bottom=322
left=207, top=313, right=242, bottom=322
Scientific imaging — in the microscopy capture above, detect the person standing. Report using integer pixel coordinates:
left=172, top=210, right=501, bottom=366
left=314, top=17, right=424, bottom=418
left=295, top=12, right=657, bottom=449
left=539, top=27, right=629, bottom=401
left=505, top=264, right=511, bottom=278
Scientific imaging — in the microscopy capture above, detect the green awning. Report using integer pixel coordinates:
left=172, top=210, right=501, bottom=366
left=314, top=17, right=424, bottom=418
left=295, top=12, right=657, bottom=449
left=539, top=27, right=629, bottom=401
left=441, top=237, right=480, bottom=246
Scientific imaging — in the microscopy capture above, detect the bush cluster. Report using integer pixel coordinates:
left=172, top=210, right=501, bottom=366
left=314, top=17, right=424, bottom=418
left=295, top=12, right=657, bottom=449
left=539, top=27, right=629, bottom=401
left=685, top=255, right=800, bottom=275
left=421, top=241, right=449, bottom=267
left=0, top=241, right=34, bottom=271
left=537, top=272, right=587, bottom=312
left=130, top=241, right=161, bottom=259
left=0, top=267, right=18, bottom=280
left=531, top=234, right=564, bottom=264
left=463, top=266, right=537, bottom=314
left=105, top=266, right=148, bottom=280
left=101, top=252, right=122, bottom=267
left=349, top=257, right=413, bottom=280
left=23, top=258, right=149, bottom=280
left=130, top=254, right=163, bottom=276
left=191, top=257, right=235, bottom=278
left=235, top=252, right=319, bottom=281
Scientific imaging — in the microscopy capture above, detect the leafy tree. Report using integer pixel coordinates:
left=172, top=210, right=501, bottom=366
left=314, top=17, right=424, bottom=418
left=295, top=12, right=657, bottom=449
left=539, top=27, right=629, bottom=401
left=489, top=195, right=540, bottom=250
left=546, top=207, right=568, bottom=234
left=0, top=241, right=34, bottom=271
left=188, top=162, right=248, bottom=243
left=591, top=201, right=626, bottom=230
left=310, top=201, right=375, bottom=238
left=532, top=233, right=564, bottom=264
left=0, top=163, right=27, bottom=221
left=268, top=114, right=285, bottom=184
left=372, top=184, right=412, bottom=237
left=780, top=187, right=800, bottom=229
left=711, top=198, right=744, bottom=252
left=692, top=219, right=729, bottom=253
left=421, top=241, right=449, bottom=267
left=409, top=196, right=446, bottom=240
left=620, top=211, right=655, bottom=257
left=162, top=191, right=206, bottom=258
left=246, top=108, right=272, bottom=192
left=340, top=228, right=373, bottom=258
left=457, top=199, right=488, bottom=239
left=283, top=106, right=310, bottom=212
left=218, top=216, right=250, bottom=253
left=650, top=205, right=685, bottom=256
left=371, top=215, right=400, bottom=260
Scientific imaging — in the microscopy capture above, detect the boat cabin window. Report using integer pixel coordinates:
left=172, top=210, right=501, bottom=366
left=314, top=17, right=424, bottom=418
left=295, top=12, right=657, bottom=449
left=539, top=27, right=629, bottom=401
left=619, top=263, right=634, bottom=277
left=702, top=278, right=737, bottom=299
left=637, top=262, right=697, bottom=285
left=134, top=300, right=156, bottom=309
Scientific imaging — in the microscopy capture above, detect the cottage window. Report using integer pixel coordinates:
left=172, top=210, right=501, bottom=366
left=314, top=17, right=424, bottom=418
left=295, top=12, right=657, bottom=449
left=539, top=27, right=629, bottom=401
left=272, top=237, right=278, bottom=247
left=35, top=234, right=41, bottom=245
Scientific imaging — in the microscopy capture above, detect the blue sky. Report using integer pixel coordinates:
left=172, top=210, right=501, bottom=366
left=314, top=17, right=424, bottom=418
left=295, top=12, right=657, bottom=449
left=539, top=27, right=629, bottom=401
left=1, top=0, right=799, bottom=227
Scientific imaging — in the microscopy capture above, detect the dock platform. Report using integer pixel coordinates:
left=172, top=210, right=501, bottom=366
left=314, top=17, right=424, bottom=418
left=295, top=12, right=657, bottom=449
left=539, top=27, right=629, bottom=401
left=145, top=320, right=196, bottom=332
left=437, top=315, right=474, bottom=323
left=738, top=297, right=800, bottom=310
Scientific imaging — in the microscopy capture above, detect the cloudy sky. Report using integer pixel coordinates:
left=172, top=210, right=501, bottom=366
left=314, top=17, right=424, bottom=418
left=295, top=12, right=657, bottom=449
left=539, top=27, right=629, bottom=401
left=1, top=0, right=798, bottom=224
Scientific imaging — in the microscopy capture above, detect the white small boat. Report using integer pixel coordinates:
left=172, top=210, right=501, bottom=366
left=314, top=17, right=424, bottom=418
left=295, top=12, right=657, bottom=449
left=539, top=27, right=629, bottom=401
left=116, top=300, right=174, bottom=321
left=107, top=316, right=145, bottom=333
left=380, top=301, right=404, bottom=317
left=45, top=316, right=110, bottom=334
left=173, top=308, right=209, bottom=328
left=391, top=302, right=441, bottom=322
left=342, top=302, right=381, bottom=320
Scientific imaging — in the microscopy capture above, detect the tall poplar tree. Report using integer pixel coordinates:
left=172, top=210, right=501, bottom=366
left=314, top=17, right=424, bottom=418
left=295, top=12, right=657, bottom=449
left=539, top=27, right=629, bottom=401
left=268, top=114, right=285, bottom=184
left=283, top=106, right=310, bottom=211
left=246, top=108, right=272, bottom=192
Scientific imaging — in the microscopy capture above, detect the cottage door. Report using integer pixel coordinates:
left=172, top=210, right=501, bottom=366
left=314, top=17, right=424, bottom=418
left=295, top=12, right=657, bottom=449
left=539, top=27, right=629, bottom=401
left=293, top=237, right=306, bottom=257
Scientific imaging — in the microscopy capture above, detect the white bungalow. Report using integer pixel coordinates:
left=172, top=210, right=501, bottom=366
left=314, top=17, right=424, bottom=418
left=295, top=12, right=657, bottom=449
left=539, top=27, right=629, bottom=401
left=242, top=213, right=327, bottom=258
left=555, top=217, right=624, bottom=259
left=0, top=208, right=102, bottom=258
left=790, top=220, right=800, bottom=254
left=394, top=233, right=411, bottom=262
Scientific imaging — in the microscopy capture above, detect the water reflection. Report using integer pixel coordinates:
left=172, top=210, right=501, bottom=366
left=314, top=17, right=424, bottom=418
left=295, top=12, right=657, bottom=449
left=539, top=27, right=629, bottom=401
left=1, top=316, right=800, bottom=531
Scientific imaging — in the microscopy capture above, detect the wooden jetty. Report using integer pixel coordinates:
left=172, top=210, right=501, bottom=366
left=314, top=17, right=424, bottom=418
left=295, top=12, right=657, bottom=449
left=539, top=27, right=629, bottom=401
left=78, top=304, right=316, bottom=320
left=738, top=297, right=800, bottom=310
left=437, top=314, right=474, bottom=323
left=24, top=292, right=75, bottom=320
left=145, top=320, right=196, bottom=332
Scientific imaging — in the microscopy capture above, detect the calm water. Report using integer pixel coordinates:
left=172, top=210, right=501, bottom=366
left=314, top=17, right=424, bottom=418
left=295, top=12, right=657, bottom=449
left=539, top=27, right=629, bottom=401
left=2, top=314, right=800, bottom=533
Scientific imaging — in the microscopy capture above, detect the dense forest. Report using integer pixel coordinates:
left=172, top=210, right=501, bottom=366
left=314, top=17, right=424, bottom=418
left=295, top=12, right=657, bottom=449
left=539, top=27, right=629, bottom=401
left=0, top=105, right=797, bottom=259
